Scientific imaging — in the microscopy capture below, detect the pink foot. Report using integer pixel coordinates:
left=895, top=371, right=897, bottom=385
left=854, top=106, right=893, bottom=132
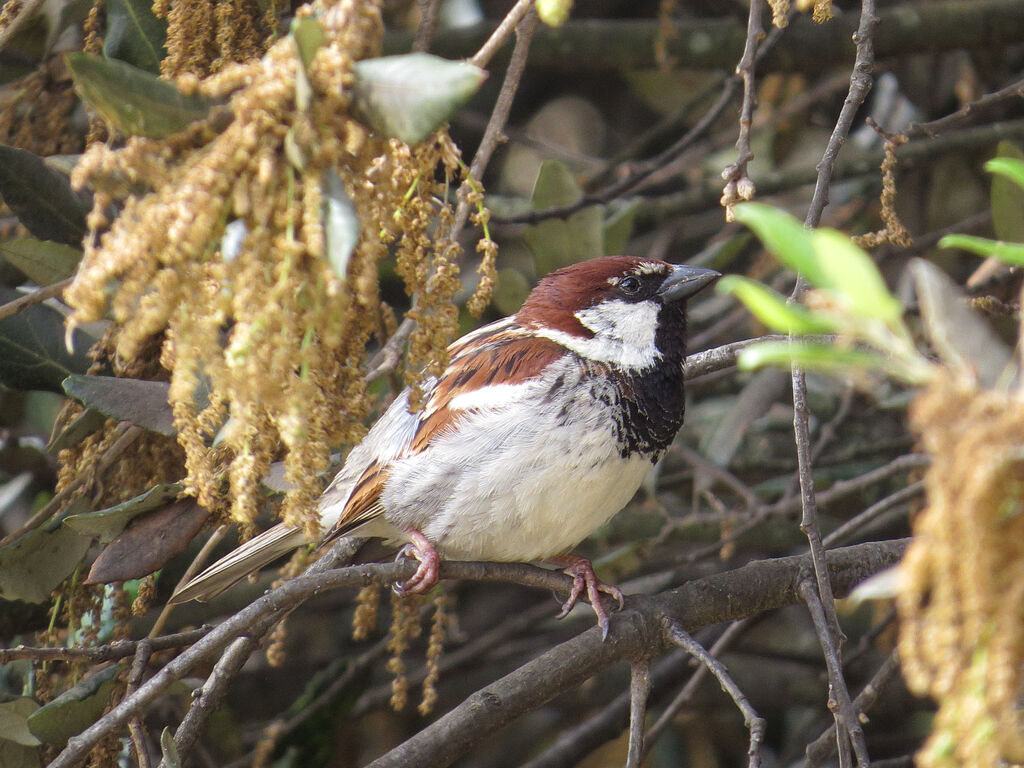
left=550, top=555, right=624, bottom=640
left=393, top=529, right=440, bottom=596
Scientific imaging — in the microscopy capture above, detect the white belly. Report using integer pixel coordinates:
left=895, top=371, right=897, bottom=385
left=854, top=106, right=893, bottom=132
left=379, top=363, right=656, bottom=562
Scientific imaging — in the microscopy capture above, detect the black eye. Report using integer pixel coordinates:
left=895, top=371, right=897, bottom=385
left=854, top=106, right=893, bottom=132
left=619, top=276, right=641, bottom=294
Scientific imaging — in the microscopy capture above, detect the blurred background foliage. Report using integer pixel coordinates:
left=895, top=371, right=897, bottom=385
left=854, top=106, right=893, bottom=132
left=0, top=0, right=1022, bottom=766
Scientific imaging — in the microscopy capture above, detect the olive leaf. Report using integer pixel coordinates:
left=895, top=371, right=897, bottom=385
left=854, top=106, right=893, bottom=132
left=0, top=238, right=82, bottom=285
left=66, top=53, right=217, bottom=138
left=352, top=53, right=486, bottom=144
left=0, top=145, right=90, bottom=245
left=103, top=0, right=167, bottom=73
left=62, top=375, right=176, bottom=436
left=27, top=665, right=123, bottom=746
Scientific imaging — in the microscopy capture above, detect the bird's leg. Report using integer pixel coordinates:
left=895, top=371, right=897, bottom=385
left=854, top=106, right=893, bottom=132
left=393, top=529, right=441, bottom=596
left=549, top=554, right=625, bottom=640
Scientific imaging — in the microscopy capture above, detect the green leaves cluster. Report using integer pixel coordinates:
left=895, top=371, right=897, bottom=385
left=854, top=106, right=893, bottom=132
left=721, top=150, right=1024, bottom=388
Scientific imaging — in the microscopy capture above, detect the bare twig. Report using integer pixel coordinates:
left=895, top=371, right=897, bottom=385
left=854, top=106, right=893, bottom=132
left=663, top=621, right=765, bottom=768
left=906, top=74, right=1024, bottom=139
left=720, top=0, right=764, bottom=217
left=805, top=650, right=902, bottom=767
left=412, top=0, right=444, bottom=53
left=823, top=480, right=924, bottom=547
left=469, top=0, right=534, bottom=69
left=626, top=660, right=651, bottom=768
left=643, top=619, right=752, bottom=752
left=127, top=639, right=154, bottom=768
left=0, top=278, right=73, bottom=322
left=149, top=524, right=229, bottom=639
left=0, top=627, right=210, bottom=664
left=797, top=575, right=870, bottom=766
left=166, top=635, right=260, bottom=767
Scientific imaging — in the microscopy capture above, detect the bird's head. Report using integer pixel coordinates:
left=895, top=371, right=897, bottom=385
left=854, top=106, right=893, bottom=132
left=516, top=256, right=720, bottom=370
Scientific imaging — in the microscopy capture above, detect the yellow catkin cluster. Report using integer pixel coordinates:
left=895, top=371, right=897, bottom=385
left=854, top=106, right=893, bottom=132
left=854, top=138, right=912, bottom=250
left=65, top=0, right=491, bottom=538
left=0, top=65, right=82, bottom=156
left=900, top=380, right=1024, bottom=768
left=155, top=0, right=273, bottom=78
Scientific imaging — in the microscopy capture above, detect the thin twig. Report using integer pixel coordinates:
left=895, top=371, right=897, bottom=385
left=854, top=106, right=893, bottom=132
left=786, top=2, right=879, bottom=764
left=149, top=524, right=229, bottom=638
left=625, top=660, right=651, bottom=768
left=166, top=635, right=260, bottom=767
left=643, top=619, right=752, bottom=752
left=805, top=650, right=902, bottom=767
left=906, top=74, right=1024, bottom=139
left=469, top=0, right=534, bottom=69
left=127, top=639, right=154, bottom=768
left=663, top=620, right=765, bottom=768
left=0, top=278, right=73, bottom=322
left=0, top=627, right=210, bottom=664
left=823, top=480, right=924, bottom=547
left=412, top=0, right=444, bottom=53
left=797, top=576, right=869, bottom=766
left=720, top=0, right=764, bottom=216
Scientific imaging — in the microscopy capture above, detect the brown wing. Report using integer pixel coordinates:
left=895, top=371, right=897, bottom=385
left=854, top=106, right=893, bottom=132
left=320, top=320, right=566, bottom=543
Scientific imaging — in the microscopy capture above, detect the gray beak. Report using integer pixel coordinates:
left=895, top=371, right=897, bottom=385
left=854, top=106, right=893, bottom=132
left=657, top=264, right=721, bottom=303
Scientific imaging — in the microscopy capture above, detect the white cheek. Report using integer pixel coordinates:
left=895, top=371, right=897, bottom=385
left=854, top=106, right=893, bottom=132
left=536, top=299, right=662, bottom=370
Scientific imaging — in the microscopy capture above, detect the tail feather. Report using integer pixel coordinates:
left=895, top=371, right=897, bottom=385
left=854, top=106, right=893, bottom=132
left=170, top=523, right=307, bottom=604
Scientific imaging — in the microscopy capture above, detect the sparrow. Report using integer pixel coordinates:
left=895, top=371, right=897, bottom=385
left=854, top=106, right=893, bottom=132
left=172, top=256, right=719, bottom=637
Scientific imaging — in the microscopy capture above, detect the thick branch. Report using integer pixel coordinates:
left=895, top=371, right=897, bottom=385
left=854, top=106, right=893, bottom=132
left=365, top=539, right=906, bottom=768
left=384, top=0, right=1024, bottom=73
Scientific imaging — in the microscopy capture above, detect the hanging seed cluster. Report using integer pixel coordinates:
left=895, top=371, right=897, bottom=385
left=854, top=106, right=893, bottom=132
left=155, top=0, right=274, bottom=77
left=66, top=0, right=491, bottom=534
left=900, top=380, right=1024, bottom=768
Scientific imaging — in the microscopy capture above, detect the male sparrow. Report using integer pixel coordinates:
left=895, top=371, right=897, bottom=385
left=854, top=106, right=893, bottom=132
left=172, top=256, right=719, bottom=636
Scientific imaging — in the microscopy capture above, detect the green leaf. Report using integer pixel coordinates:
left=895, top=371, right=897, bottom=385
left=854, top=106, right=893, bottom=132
left=0, top=145, right=90, bottom=245
left=738, top=340, right=888, bottom=373
left=0, top=738, right=41, bottom=768
left=48, top=407, right=107, bottom=453
left=985, top=155, right=1024, bottom=192
left=732, top=203, right=822, bottom=285
left=810, top=230, right=903, bottom=323
left=716, top=275, right=835, bottom=334
left=0, top=698, right=41, bottom=747
left=62, top=375, right=175, bottom=435
left=530, top=160, right=582, bottom=209
left=66, top=53, right=216, bottom=138
left=603, top=202, right=638, bottom=255
left=27, top=664, right=122, bottom=746
left=103, top=0, right=167, bottom=73
left=987, top=143, right=1024, bottom=243
left=322, top=169, right=359, bottom=280
left=352, top=53, right=486, bottom=144
left=524, top=205, right=604, bottom=276
left=291, top=16, right=326, bottom=71
left=491, top=267, right=532, bottom=317
left=939, top=234, right=1024, bottom=265
left=0, top=499, right=93, bottom=603
left=0, top=287, right=92, bottom=393
left=65, top=483, right=184, bottom=543
left=0, top=239, right=82, bottom=285
left=160, top=727, right=182, bottom=768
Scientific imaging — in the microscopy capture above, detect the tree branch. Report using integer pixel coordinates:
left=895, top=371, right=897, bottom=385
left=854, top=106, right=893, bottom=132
left=364, top=539, right=906, bottom=768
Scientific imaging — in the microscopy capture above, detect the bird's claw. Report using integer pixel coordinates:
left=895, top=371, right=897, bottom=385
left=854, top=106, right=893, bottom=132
left=554, top=556, right=624, bottom=640
left=392, top=530, right=440, bottom=596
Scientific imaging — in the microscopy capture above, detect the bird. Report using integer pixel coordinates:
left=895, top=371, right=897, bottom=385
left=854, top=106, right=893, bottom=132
left=171, top=255, right=720, bottom=637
